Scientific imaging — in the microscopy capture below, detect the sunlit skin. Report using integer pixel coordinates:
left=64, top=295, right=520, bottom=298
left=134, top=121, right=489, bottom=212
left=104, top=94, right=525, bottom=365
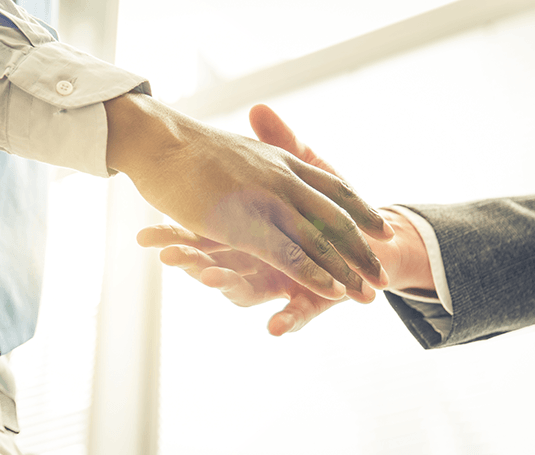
left=105, top=94, right=395, bottom=303
left=138, top=104, right=434, bottom=336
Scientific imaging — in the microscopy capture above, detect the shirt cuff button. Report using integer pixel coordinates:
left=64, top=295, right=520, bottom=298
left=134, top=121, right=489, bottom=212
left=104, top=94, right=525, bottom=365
left=56, top=80, right=74, bottom=96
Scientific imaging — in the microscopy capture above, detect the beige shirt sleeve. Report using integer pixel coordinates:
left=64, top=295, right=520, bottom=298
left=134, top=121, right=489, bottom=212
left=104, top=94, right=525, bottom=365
left=0, top=0, right=151, bottom=177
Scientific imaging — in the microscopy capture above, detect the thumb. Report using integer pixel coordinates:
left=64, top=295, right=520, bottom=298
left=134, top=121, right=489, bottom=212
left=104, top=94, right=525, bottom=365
left=249, top=104, right=341, bottom=177
left=249, top=104, right=298, bottom=152
left=267, top=292, right=347, bottom=336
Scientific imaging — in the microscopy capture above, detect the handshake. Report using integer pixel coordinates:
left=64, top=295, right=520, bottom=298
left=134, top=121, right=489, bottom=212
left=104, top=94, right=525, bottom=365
left=116, top=102, right=433, bottom=336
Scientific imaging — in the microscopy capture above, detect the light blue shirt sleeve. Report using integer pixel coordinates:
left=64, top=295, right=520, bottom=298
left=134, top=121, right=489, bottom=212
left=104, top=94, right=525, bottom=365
left=0, top=3, right=48, bottom=355
left=0, top=152, right=48, bottom=354
left=0, top=11, right=16, bottom=28
left=0, top=0, right=152, bottom=353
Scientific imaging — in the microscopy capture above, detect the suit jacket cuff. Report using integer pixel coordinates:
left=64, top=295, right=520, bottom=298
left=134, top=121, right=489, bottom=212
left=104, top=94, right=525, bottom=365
left=388, top=197, right=535, bottom=349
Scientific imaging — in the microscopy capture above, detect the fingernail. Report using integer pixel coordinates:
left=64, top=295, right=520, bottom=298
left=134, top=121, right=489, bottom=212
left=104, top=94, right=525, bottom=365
left=367, top=250, right=383, bottom=279
left=383, top=220, right=395, bottom=239
left=361, top=283, right=376, bottom=303
left=368, top=207, right=395, bottom=239
left=378, top=265, right=389, bottom=288
left=368, top=206, right=381, bottom=217
left=348, top=271, right=364, bottom=292
left=332, top=279, right=346, bottom=297
left=368, top=207, right=385, bottom=226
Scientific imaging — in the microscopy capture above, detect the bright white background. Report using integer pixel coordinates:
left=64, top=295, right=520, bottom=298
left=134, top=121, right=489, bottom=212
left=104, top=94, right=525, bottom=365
left=115, top=0, right=453, bottom=102
left=6, top=1, right=535, bottom=454
left=149, top=4, right=535, bottom=455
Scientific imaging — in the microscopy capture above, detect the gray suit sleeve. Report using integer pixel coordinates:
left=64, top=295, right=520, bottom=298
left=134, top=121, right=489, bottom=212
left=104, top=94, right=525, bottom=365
left=384, top=195, right=535, bottom=349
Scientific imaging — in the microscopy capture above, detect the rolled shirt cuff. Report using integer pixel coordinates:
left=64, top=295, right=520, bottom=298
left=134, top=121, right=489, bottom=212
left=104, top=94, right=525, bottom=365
left=2, top=25, right=151, bottom=177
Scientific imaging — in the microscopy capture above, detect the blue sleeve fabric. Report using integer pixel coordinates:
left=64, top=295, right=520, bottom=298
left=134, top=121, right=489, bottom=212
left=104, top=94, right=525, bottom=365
left=0, top=154, right=48, bottom=355
left=0, top=0, right=149, bottom=352
left=384, top=196, right=535, bottom=349
left=0, top=12, right=16, bottom=29
left=0, top=1, right=49, bottom=354
left=0, top=0, right=151, bottom=176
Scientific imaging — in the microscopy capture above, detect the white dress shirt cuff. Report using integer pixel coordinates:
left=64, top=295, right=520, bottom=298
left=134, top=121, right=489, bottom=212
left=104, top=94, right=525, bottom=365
left=384, top=205, right=454, bottom=339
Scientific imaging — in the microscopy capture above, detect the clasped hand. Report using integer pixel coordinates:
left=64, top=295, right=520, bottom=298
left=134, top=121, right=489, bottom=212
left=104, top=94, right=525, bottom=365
left=138, top=105, right=405, bottom=335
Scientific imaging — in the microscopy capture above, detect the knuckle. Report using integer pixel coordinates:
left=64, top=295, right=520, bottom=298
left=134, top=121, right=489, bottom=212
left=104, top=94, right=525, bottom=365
left=248, top=198, right=283, bottom=226
left=248, top=199, right=270, bottom=220
left=273, top=240, right=298, bottom=269
left=176, top=247, right=199, bottom=269
left=187, top=246, right=202, bottom=264
left=292, top=306, right=308, bottom=329
left=170, top=224, right=183, bottom=238
left=169, top=224, right=191, bottom=243
left=286, top=242, right=307, bottom=267
left=313, top=234, right=331, bottom=256
left=279, top=242, right=318, bottom=279
left=335, top=178, right=357, bottom=200
left=339, top=215, right=359, bottom=236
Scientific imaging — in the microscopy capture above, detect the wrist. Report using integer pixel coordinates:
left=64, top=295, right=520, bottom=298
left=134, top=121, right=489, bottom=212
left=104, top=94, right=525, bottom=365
left=378, top=209, right=435, bottom=292
left=104, top=92, right=180, bottom=180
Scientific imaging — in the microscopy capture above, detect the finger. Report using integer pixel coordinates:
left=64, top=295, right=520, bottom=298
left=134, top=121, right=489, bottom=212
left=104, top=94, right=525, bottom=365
left=249, top=104, right=339, bottom=177
left=272, top=180, right=388, bottom=289
left=235, top=222, right=347, bottom=301
left=209, top=250, right=261, bottom=276
left=249, top=104, right=394, bottom=242
left=273, top=202, right=377, bottom=301
left=200, top=268, right=256, bottom=306
left=267, top=292, right=347, bottom=336
left=162, top=244, right=265, bottom=276
left=200, top=267, right=288, bottom=307
left=160, top=245, right=217, bottom=280
left=290, top=160, right=395, bottom=242
left=137, top=224, right=229, bottom=253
